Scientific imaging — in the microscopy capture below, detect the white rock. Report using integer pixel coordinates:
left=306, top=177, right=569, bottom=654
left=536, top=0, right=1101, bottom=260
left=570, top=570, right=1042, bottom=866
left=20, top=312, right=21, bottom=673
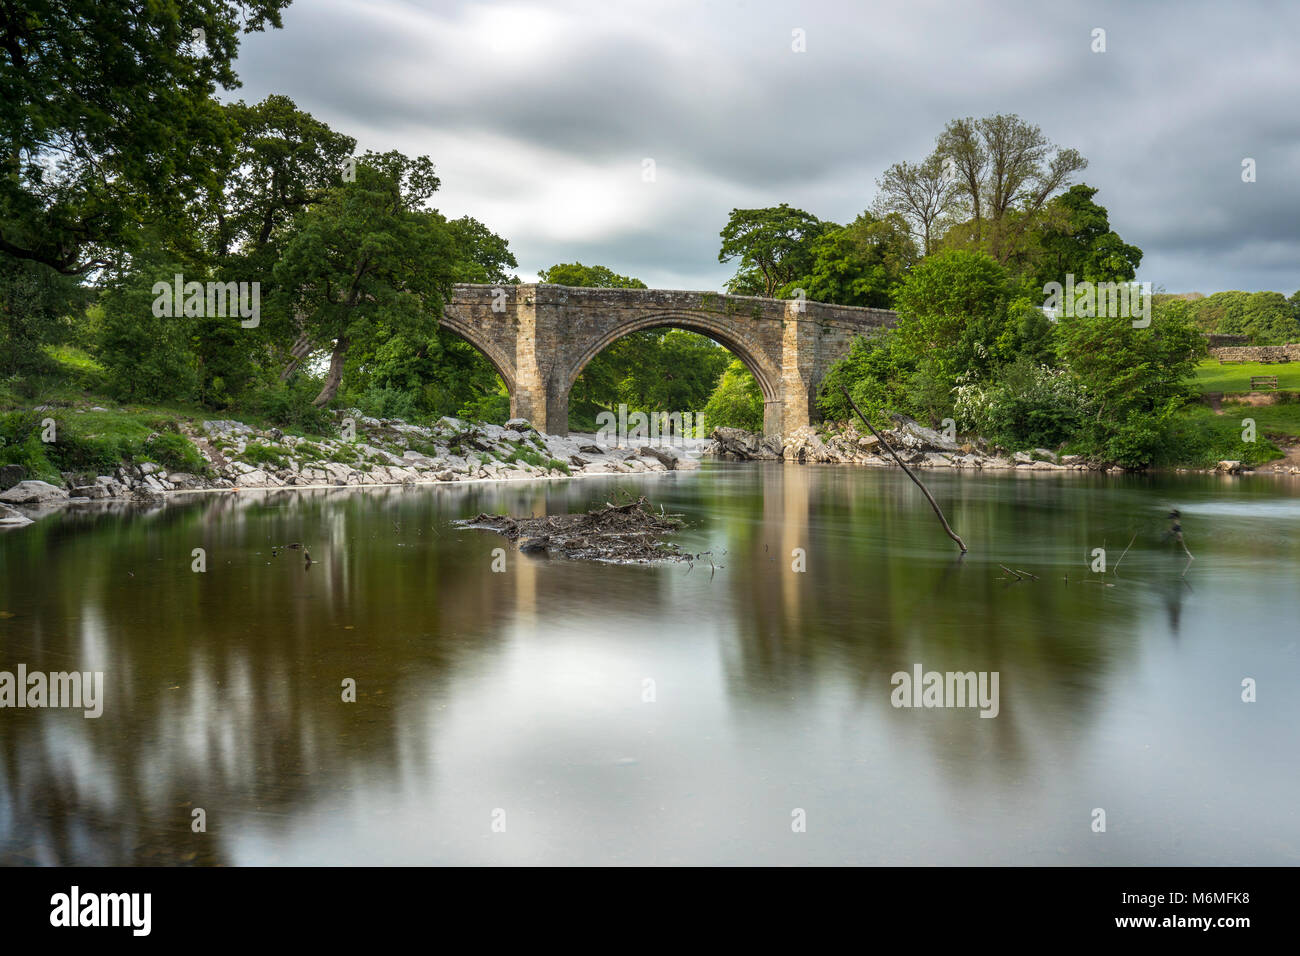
left=0, top=480, right=70, bottom=504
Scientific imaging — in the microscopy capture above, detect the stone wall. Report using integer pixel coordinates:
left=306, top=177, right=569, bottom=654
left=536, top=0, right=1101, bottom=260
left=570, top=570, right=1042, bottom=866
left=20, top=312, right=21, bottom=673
left=1208, top=343, right=1300, bottom=363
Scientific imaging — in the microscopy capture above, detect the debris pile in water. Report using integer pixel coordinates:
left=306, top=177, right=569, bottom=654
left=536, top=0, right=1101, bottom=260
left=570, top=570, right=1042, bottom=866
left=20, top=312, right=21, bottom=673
left=455, top=495, right=689, bottom=563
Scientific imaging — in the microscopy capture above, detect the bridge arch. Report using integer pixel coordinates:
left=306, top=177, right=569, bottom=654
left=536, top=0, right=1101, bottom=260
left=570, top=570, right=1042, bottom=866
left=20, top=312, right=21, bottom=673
left=438, top=312, right=516, bottom=395
left=563, top=310, right=780, bottom=403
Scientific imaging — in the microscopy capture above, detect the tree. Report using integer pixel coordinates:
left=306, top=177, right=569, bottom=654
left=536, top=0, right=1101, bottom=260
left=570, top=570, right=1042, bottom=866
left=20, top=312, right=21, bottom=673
left=873, top=153, right=960, bottom=255
left=0, top=257, right=86, bottom=376
left=781, top=212, right=917, bottom=308
left=273, top=151, right=455, bottom=407
left=1191, top=291, right=1299, bottom=344
left=891, top=250, right=1019, bottom=420
left=0, top=0, right=290, bottom=274
left=937, top=115, right=1087, bottom=262
left=450, top=217, right=518, bottom=284
left=1055, top=299, right=1206, bottom=466
left=538, top=262, right=645, bottom=288
left=618, top=329, right=729, bottom=412
left=211, top=95, right=357, bottom=259
left=1027, top=185, right=1142, bottom=290
left=341, top=217, right=519, bottom=418
left=718, top=204, right=829, bottom=296
left=703, top=359, right=764, bottom=431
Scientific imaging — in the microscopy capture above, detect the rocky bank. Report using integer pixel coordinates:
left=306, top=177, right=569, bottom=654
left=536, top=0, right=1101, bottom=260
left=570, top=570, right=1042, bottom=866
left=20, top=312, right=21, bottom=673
left=0, top=413, right=701, bottom=529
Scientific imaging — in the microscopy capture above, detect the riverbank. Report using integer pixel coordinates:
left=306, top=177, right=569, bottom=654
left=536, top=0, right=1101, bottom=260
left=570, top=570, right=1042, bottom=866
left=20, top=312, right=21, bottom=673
left=3, top=397, right=1295, bottom=531
left=708, top=418, right=1299, bottom=476
left=0, top=409, right=703, bottom=528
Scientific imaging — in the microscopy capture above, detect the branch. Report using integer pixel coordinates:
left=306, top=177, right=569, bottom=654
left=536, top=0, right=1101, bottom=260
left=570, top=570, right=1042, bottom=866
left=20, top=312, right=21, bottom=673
left=839, top=386, right=968, bottom=553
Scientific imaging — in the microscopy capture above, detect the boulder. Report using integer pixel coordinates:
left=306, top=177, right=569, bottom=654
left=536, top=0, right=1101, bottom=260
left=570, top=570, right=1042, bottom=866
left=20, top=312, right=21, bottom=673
left=887, top=415, right=962, bottom=453
left=0, top=503, right=34, bottom=527
left=0, top=480, right=69, bottom=505
left=0, top=464, right=25, bottom=490
left=708, top=427, right=782, bottom=461
left=1216, top=460, right=1243, bottom=474
left=637, top=445, right=682, bottom=469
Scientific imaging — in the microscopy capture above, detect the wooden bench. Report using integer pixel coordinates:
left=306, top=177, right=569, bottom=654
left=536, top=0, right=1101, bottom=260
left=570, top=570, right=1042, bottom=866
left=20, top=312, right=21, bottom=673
left=1250, top=375, right=1279, bottom=391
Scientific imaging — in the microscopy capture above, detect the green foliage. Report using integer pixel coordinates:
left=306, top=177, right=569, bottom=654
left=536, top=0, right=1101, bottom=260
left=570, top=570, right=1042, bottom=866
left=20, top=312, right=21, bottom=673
left=817, top=334, right=914, bottom=427
left=890, top=249, right=1018, bottom=421
left=354, top=384, right=419, bottom=421
left=1188, top=291, right=1299, bottom=344
left=1054, top=299, right=1207, bottom=466
left=96, top=251, right=199, bottom=403
left=0, top=259, right=88, bottom=376
left=247, top=377, right=334, bottom=435
left=241, top=442, right=288, bottom=469
left=273, top=150, right=456, bottom=408
left=703, top=359, right=765, bottom=431
left=779, top=212, right=917, bottom=308
left=143, top=432, right=206, bottom=473
left=718, top=204, right=830, bottom=296
left=953, top=357, right=1088, bottom=450
left=538, top=262, right=645, bottom=288
left=1024, top=185, right=1143, bottom=290
left=457, top=390, right=510, bottom=426
left=0, top=0, right=290, bottom=273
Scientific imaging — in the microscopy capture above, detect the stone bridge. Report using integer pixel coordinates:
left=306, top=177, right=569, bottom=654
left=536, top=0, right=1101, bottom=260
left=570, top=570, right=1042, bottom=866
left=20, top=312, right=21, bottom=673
left=441, top=284, right=895, bottom=438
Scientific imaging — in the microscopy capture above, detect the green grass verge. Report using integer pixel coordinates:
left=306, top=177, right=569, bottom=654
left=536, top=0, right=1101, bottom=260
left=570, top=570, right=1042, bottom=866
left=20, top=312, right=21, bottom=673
left=1194, top=358, right=1300, bottom=393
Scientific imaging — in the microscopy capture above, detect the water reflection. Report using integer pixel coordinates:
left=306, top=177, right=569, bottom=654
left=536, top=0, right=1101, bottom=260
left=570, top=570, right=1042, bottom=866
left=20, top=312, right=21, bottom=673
left=1, top=467, right=1297, bottom=865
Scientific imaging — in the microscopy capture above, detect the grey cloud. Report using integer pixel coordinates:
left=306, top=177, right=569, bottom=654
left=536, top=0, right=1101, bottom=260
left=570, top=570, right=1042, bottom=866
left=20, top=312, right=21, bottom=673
left=230, top=0, right=1300, bottom=294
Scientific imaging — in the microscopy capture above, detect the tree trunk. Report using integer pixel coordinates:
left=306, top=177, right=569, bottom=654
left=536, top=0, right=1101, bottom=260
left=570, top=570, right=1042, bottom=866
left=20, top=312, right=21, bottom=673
left=279, top=329, right=315, bottom=382
left=312, top=335, right=349, bottom=407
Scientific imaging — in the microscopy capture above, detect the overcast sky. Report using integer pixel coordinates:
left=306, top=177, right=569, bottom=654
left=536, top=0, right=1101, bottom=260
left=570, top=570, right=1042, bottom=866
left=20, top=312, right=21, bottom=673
left=230, top=0, right=1300, bottom=295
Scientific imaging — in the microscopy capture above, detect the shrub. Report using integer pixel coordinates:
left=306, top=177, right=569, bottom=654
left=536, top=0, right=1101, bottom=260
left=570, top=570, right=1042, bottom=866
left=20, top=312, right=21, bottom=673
left=241, top=442, right=288, bottom=470
left=953, top=358, right=1088, bottom=450
left=248, top=379, right=334, bottom=435
left=143, top=432, right=206, bottom=473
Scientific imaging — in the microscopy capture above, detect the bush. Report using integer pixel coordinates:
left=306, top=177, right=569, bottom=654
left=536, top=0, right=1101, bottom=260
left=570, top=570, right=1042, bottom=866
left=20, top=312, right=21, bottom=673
left=817, top=334, right=914, bottom=427
left=143, top=432, right=206, bottom=473
left=240, top=442, right=287, bottom=470
left=354, top=384, right=419, bottom=421
left=953, top=358, right=1087, bottom=450
left=248, top=379, right=334, bottom=435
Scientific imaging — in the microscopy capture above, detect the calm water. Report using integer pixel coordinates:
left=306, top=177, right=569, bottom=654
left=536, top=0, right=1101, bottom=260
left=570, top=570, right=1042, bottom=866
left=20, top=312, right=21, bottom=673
left=1, top=464, right=1297, bottom=865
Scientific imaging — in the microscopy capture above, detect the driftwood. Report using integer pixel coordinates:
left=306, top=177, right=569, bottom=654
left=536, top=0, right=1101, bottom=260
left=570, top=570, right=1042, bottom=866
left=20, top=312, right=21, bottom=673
left=455, top=495, right=690, bottom=563
left=839, top=387, right=968, bottom=554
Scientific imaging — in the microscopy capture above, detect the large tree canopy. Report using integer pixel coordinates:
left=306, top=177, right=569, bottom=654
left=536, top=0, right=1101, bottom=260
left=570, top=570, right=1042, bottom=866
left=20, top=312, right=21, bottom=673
left=718, top=204, right=830, bottom=297
left=273, top=151, right=455, bottom=407
left=936, top=114, right=1087, bottom=263
left=0, top=0, right=291, bottom=274
left=780, top=211, right=917, bottom=308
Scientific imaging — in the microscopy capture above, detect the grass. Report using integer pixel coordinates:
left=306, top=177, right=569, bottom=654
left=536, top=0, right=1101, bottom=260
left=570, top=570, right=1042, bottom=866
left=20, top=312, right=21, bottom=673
left=1193, top=358, right=1300, bottom=393
left=1167, top=396, right=1300, bottom=467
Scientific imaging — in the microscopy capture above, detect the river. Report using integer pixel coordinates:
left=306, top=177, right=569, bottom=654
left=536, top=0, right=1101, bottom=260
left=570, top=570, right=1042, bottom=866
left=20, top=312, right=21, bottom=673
left=1, top=463, right=1297, bottom=865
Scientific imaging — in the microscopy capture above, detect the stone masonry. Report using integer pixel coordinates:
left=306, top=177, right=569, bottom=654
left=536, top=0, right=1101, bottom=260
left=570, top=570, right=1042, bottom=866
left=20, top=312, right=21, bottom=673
left=1207, top=343, right=1300, bottom=363
left=441, top=284, right=896, bottom=438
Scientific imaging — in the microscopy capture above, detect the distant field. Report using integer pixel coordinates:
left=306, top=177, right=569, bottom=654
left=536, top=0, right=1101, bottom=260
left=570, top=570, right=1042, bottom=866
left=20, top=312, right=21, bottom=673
left=1194, top=359, right=1300, bottom=393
